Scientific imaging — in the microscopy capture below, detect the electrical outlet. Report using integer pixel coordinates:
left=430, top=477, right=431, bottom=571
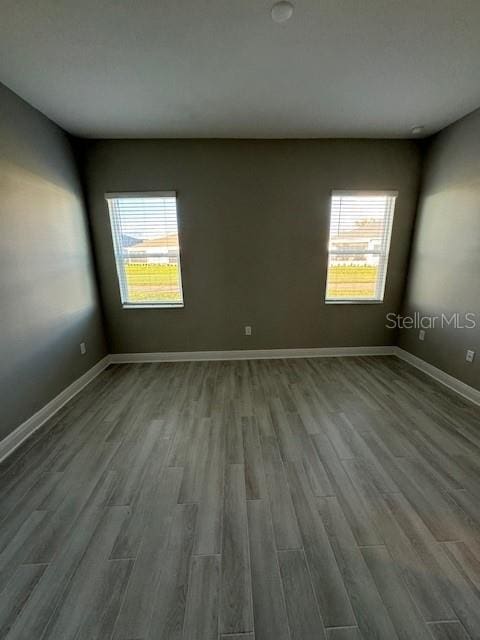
left=244, top=325, right=252, bottom=336
left=80, top=342, right=87, bottom=355
left=419, top=330, right=425, bottom=341
left=466, top=349, right=475, bottom=363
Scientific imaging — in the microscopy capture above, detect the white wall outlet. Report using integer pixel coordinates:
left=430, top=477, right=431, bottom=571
left=80, top=342, right=87, bottom=355
left=466, top=349, right=475, bottom=363
left=244, top=325, right=252, bottom=336
left=418, top=329, right=425, bottom=341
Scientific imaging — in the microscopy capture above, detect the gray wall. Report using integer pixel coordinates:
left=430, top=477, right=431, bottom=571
left=84, top=139, right=422, bottom=353
left=0, top=83, right=107, bottom=440
left=399, top=108, right=480, bottom=390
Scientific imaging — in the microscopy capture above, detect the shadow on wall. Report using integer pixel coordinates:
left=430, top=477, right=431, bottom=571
left=399, top=107, right=480, bottom=390
left=0, top=87, right=107, bottom=440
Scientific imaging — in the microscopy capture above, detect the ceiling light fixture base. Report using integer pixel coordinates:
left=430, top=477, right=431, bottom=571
left=271, top=1, right=294, bottom=23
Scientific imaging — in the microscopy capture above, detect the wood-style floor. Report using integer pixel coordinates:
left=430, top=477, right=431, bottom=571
left=1, top=356, right=480, bottom=639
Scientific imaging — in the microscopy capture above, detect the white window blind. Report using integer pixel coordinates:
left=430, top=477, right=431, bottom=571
left=325, top=190, right=397, bottom=302
left=105, top=192, right=184, bottom=307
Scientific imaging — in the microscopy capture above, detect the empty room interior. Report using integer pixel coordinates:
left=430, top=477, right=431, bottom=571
left=1, top=1, right=480, bottom=638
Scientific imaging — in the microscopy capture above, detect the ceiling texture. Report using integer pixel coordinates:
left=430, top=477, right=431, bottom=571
left=1, top=0, right=480, bottom=139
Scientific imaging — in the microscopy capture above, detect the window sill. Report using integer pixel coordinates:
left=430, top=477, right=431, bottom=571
left=122, top=303, right=184, bottom=309
left=324, top=300, right=384, bottom=305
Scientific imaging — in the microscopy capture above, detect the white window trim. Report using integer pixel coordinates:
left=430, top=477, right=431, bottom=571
left=325, top=190, right=398, bottom=304
left=105, top=191, right=177, bottom=199
left=105, top=191, right=184, bottom=309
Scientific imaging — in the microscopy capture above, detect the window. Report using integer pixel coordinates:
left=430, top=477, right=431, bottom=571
left=105, top=192, right=184, bottom=307
left=325, top=190, right=397, bottom=303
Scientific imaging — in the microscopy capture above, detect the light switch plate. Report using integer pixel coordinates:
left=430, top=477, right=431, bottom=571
left=466, top=349, right=475, bottom=363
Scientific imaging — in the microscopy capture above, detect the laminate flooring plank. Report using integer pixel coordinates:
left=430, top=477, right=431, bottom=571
left=178, top=418, right=212, bottom=504
left=242, top=417, right=267, bottom=500
left=445, top=488, right=480, bottom=544
left=166, top=407, right=196, bottom=467
left=396, top=457, right=467, bottom=540
left=428, top=622, right=472, bottom=640
left=49, top=405, right=117, bottom=470
left=410, top=409, right=475, bottom=459
left=341, top=458, right=394, bottom=540
left=359, top=431, right=464, bottom=542
left=375, top=492, right=456, bottom=622
left=268, top=397, right=301, bottom=462
left=112, top=467, right=183, bottom=640
left=285, top=460, right=355, bottom=627
left=110, top=437, right=172, bottom=559
left=193, top=415, right=225, bottom=555
left=319, top=412, right=364, bottom=460
left=346, top=407, right=414, bottom=458
left=312, top=434, right=384, bottom=546
left=220, top=464, right=253, bottom=635
left=246, top=499, right=290, bottom=640
left=225, top=401, right=245, bottom=464
left=288, top=412, right=333, bottom=497
left=146, top=503, right=197, bottom=640
left=361, top=545, right=435, bottom=640
left=26, top=462, right=118, bottom=565
left=27, top=470, right=118, bottom=568
left=385, top=492, right=480, bottom=640
left=74, top=558, right=134, bottom=640
left=451, top=455, right=480, bottom=500
left=0, top=564, right=46, bottom=638
left=5, top=474, right=118, bottom=639
left=277, top=549, right=326, bottom=640
left=318, top=497, right=399, bottom=640
left=443, top=540, right=480, bottom=591
left=108, top=416, right=170, bottom=506
left=0, top=510, right=47, bottom=588
left=105, top=375, right=157, bottom=443
left=41, top=506, right=131, bottom=640
left=312, top=408, right=396, bottom=493
left=237, top=361, right=254, bottom=418
left=40, top=439, right=119, bottom=511
left=289, top=384, right=323, bottom=435
left=407, top=430, right=466, bottom=492
left=0, top=472, right=64, bottom=553
left=326, top=628, right=362, bottom=640
left=258, top=434, right=302, bottom=550
left=0, top=410, right=95, bottom=518
left=183, top=555, right=220, bottom=640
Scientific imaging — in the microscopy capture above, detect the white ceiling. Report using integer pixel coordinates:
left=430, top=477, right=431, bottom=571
left=1, top=0, right=480, bottom=139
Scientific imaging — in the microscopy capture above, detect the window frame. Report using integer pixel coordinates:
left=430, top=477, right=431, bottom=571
left=324, top=190, right=398, bottom=305
left=105, top=191, right=184, bottom=309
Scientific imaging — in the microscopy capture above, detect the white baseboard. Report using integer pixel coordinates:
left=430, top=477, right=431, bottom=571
left=394, top=347, right=480, bottom=407
left=0, top=355, right=111, bottom=463
left=110, top=345, right=396, bottom=364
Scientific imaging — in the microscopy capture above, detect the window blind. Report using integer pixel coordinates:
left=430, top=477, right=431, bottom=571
left=105, top=192, right=184, bottom=307
left=325, top=190, right=397, bottom=302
